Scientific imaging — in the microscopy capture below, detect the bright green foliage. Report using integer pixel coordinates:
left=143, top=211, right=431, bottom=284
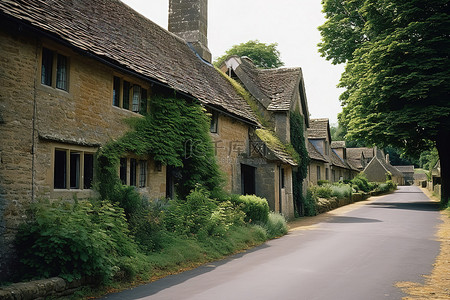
left=350, top=173, right=371, bottom=193
left=304, top=189, right=318, bottom=216
left=164, top=187, right=245, bottom=237
left=230, top=194, right=270, bottom=224
left=319, top=0, right=450, bottom=205
left=214, top=40, right=284, bottom=69
left=419, top=147, right=439, bottom=171
left=96, top=96, right=224, bottom=200
left=15, top=200, right=143, bottom=283
left=290, top=112, right=309, bottom=216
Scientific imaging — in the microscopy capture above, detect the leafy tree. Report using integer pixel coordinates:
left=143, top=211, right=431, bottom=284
left=214, top=40, right=284, bottom=69
left=318, top=0, right=450, bottom=206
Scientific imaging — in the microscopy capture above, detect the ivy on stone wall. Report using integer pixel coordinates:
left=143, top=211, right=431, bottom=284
left=290, top=111, right=309, bottom=216
left=96, top=96, right=224, bottom=201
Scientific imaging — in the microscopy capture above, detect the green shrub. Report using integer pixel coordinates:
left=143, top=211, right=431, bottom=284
left=264, top=212, right=288, bottom=238
left=304, top=188, right=318, bottom=216
left=314, top=185, right=333, bottom=199
left=230, top=194, right=270, bottom=224
left=164, top=187, right=245, bottom=237
left=351, top=173, right=371, bottom=192
left=330, top=184, right=352, bottom=199
left=15, top=200, right=141, bottom=283
left=317, top=180, right=330, bottom=186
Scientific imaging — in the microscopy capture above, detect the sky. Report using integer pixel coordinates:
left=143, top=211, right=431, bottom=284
left=121, top=0, right=345, bottom=124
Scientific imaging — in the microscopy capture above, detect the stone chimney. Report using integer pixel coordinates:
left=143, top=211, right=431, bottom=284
left=386, top=154, right=390, bottom=164
left=169, top=0, right=212, bottom=62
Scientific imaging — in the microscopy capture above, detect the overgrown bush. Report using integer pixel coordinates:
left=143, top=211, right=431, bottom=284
left=314, top=185, right=333, bottom=199
left=304, top=188, right=318, bottom=216
left=351, top=173, right=371, bottom=192
left=264, top=212, right=288, bottom=238
left=330, top=184, right=352, bottom=199
left=15, top=200, right=143, bottom=283
left=317, top=180, right=330, bottom=186
left=230, top=194, right=270, bottom=224
left=164, top=187, right=245, bottom=237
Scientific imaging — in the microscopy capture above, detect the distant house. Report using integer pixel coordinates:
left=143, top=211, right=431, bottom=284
left=220, top=55, right=310, bottom=218
left=307, top=119, right=332, bottom=184
left=394, top=165, right=415, bottom=185
left=330, top=141, right=359, bottom=181
left=306, top=120, right=357, bottom=185
left=362, top=148, right=404, bottom=185
left=346, top=147, right=377, bottom=171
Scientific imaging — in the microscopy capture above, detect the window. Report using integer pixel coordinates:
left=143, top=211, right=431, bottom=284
left=53, top=149, right=94, bottom=190
left=120, top=158, right=127, bottom=185
left=317, top=166, right=321, bottom=181
left=41, top=47, right=69, bottom=91
left=130, top=158, right=137, bottom=187
left=210, top=110, right=218, bottom=133
left=113, top=76, right=121, bottom=107
left=139, top=160, right=147, bottom=188
left=326, top=168, right=329, bottom=181
left=113, top=76, right=149, bottom=114
left=132, top=85, right=141, bottom=113
left=41, top=48, right=53, bottom=86
left=332, top=169, right=336, bottom=182
left=119, top=157, right=148, bottom=187
left=281, top=168, right=285, bottom=188
left=123, top=80, right=130, bottom=110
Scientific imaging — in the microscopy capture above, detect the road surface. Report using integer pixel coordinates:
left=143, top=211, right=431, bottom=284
left=102, top=186, right=441, bottom=300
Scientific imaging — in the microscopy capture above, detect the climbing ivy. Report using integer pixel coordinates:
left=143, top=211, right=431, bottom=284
left=96, top=96, right=224, bottom=201
left=290, top=111, right=309, bottom=216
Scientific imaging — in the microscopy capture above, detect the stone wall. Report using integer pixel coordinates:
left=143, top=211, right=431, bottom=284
left=210, top=113, right=249, bottom=194
left=0, top=27, right=167, bottom=280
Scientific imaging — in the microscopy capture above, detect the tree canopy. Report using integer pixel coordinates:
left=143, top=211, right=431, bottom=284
left=319, top=0, right=450, bottom=205
left=213, top=40, right=284, bottom=69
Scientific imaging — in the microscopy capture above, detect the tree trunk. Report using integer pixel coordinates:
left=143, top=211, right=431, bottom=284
left=436, top=129, right=450, bottom=207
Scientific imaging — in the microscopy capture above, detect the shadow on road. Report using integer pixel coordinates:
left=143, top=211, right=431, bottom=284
left=101, top=243, right=271, bottom=299
left=325, top=216, right=382, bottom=223
left=368, top=201, right=440, bottom=212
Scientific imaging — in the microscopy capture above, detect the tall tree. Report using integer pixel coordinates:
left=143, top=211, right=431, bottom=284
left=319, top=0, right=450, bottom=206
left=214, top=40, right=284, bottom=69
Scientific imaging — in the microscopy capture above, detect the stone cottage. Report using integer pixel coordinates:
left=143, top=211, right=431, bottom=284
left=219, top=55, right=310, bottom=218
left=394, top=165, right=415, bottom=185
left=330, top=141, right=359, bottom=181
left=0, top=0, right=313, bottom=280
left=362, top=148, right=404, bottom=185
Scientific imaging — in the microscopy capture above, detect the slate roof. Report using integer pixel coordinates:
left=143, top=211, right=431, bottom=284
left=307, top=141, right=329, bottom=163
left=230, top=57, right=303, bottom=111
left=330, top=149, right=347, bottom=169
left=0, top=0, right=257, bottom=124
left=413, top=173, right=427, bottom=181
left=307, top=118, right=330, bottom=140
left=394, top=165, right=415, bottom=173
left=331, top=141, right=346, bottom=148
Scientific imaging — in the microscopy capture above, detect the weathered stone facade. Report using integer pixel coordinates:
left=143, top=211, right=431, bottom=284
left=0, top=26, right=169, bottom=280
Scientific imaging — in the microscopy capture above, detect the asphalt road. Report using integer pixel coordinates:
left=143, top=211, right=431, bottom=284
left=102, top=186, right=442, bottom=300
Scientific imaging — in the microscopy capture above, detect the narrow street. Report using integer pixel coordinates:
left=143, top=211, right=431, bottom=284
left=102, top=186, right=442, bottom=300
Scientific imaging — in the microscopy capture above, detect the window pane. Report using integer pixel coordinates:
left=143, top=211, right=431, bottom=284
left=120, top=158, right=127, bottom=185
left=41, top=48, right=53, bottom=86
left=317, top=166, right=321, bottom=181
left=130, top=158, right=137, bottom=186
left=123, top=81, right=130, bottom=109
left=84, top=153, right=94, bottom=189
left=113, top=76, right=121, bottom=107
left=54, top=150, right=66, bottom=189
left=139, top=160, right=147, bottom=188
left=132, top=85, right=141, bottom=113
left=140, top=88, right=148, bottom=115
left=210, top=111, right=218, bottom=133
left=70, top=152, right=80, bottom=189
left=56, top=54, right=68, bottom=90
